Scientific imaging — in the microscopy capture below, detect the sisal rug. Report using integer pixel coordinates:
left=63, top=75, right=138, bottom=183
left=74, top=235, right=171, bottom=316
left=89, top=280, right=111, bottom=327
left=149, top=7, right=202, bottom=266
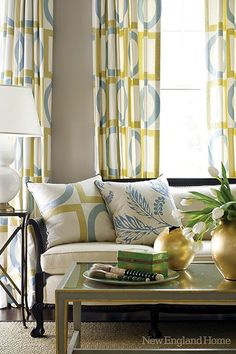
left=0, top=321, right=236, bottom=353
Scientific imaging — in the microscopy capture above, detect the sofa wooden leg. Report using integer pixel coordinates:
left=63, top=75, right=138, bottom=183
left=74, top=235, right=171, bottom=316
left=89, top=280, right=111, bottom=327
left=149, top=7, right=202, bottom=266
left=31, top=272, right=45, bottom=337
left=149, top=308, right=162, bottom=338
left=30, top=302, right=45, bottom=337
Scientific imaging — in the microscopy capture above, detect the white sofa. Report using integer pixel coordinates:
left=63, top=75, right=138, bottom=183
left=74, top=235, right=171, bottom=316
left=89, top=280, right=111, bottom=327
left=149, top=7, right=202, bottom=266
left=29, top=178, right=236, bottom=337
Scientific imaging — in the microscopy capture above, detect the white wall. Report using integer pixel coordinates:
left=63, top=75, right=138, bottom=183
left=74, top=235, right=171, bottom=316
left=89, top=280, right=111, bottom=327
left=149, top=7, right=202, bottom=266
left=52, top=0, right=94, bottom=183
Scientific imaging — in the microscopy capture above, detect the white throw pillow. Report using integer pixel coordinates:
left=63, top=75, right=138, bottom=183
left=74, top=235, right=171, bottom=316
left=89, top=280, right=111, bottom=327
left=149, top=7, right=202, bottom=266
left=27, top=176, right=116, bottom=248
left=95, top=176, right=180, bottom=245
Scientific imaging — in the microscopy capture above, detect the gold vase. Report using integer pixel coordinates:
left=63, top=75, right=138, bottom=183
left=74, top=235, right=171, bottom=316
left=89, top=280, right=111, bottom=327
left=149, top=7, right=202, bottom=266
left=154, top=227, right=195, bottom=271
left=211, top=221, right=236, bottom=280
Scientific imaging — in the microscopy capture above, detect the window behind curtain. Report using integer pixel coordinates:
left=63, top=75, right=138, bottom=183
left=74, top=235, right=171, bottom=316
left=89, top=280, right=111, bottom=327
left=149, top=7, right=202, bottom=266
left=0, top=1, right=5, bottom=74
left=160, top=0, right=207, bottom=177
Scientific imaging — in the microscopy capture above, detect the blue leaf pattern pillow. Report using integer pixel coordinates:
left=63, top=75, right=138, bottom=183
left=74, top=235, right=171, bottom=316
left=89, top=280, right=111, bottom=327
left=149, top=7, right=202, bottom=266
left=95, top=176, right=180, bottom=245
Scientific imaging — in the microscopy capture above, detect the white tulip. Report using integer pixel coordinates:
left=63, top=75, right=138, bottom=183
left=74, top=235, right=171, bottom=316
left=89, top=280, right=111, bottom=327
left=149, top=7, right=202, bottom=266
left=208, top=166, right=219, bottom=178
left=192, top=221, right=206, bottom=235
left=182, top=227, right=194, bottom=239
left=182, top=227, right=192, bottom=236
left=212, top=207, right=224, bottom=220
left=171, top=209, right=184, bottom=219
left=185, top=231, right=195, bottom=240
left=193, top=241, right=203, bottom=253
left=180, top=198, right=192, bottom=206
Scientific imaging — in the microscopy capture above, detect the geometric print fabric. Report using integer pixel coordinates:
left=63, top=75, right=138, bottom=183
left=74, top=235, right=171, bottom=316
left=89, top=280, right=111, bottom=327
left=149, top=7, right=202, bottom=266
left=92, top=0, right=161, bottom=178
left=206, top=0, right=236, bottom=176
left=0, top=0, right=53, bottom=308
left=27, top=176, right=116, bottom=249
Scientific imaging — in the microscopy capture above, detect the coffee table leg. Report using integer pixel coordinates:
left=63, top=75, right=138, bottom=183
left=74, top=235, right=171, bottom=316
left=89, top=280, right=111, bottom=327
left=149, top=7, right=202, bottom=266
left=67, top=301, right=82, bottom=353
left=73, top=301, right=81, bottom=347
left=56, top=292, right=68, bottom=354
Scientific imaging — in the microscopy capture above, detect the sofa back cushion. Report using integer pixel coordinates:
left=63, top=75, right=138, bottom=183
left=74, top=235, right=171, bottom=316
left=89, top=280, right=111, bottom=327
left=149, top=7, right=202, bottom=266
left=95, top=176, right=180, bottom=245
left=27, top=176, right=116, bottom=248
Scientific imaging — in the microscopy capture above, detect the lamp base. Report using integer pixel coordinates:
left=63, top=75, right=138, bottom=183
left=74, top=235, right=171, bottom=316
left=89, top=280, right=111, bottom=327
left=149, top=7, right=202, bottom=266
left=0, top=136, right=21, bottom=212
left=0, top=202, right=15, bottom=212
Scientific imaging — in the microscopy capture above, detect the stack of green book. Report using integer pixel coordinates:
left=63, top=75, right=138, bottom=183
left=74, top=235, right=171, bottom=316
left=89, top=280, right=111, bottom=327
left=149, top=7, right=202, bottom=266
left=117, top=249, right=169, bottom=277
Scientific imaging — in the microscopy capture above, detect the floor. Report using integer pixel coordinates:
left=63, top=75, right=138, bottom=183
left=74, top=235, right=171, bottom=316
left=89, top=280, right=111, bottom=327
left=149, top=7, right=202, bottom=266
left=1, top=320, right=236, bottom=353
left=1, top=306, right=236, bottom=351
left=0, top=305, right=152, bottom=322
left=0, top=306, right=53, bottom=322
left=1, top=305, right=236, bottom=323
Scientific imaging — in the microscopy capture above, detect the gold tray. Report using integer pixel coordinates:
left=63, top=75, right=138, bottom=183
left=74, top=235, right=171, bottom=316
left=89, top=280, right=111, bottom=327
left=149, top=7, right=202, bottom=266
left=83, top=269, right=179, bottom=286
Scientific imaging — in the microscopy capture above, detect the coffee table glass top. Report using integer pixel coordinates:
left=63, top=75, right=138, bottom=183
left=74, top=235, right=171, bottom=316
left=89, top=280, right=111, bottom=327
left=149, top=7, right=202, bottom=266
left=60, top=262, right=236, bottom=294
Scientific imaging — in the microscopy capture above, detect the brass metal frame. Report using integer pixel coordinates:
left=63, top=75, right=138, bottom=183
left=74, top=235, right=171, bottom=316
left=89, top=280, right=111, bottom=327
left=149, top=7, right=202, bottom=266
left=0, top=210, right=30, bottom=327
left=55, top=262, right=236, bottom=354
left=0, top=202, right=15, bottom=212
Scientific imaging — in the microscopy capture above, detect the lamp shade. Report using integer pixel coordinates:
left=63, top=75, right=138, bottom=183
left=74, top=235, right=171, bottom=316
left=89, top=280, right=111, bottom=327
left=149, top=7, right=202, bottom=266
left=0, top=85, right=42, bottom=136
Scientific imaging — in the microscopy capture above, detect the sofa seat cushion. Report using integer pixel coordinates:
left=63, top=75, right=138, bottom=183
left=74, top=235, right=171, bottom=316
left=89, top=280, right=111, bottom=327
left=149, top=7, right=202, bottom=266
left=194, top=240, right=212, bottom=262
left=44, top=243, right=212, bottom=304
left=41, top=242, right=154, bottom=274
left=41, top=240, right=212, bottom=275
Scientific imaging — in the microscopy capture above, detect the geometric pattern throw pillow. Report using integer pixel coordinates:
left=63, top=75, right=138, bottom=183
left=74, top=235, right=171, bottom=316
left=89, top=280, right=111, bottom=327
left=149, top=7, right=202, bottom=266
left=27, top=176, right=116, bottom=249
left=95, top=176, right=180, bottom=245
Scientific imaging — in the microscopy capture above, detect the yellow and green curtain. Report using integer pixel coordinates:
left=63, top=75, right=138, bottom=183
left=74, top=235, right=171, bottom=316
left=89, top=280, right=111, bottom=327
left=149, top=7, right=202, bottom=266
left=93, top=0, right=161, bottom=178
left=0, top=0, right=53, bottom=308
left=206, top=0, right=236, bottom=176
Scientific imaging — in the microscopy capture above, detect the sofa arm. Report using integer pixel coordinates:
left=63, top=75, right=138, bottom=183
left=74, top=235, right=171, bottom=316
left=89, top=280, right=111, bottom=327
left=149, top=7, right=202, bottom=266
left=28, top=217, right=48, bottom=273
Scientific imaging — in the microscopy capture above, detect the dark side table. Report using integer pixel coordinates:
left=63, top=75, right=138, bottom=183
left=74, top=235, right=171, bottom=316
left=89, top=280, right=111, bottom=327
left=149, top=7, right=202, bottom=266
left=0, top=210, right=30, bottom=327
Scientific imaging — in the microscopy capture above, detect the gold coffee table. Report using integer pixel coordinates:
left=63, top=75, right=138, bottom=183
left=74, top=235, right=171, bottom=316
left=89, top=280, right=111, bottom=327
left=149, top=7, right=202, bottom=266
left=55, top=262, right=236, bottom=354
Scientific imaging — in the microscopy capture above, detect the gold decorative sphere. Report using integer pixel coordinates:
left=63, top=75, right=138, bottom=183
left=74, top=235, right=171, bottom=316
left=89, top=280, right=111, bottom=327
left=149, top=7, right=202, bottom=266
left=154, top=227, right=195, bottom=271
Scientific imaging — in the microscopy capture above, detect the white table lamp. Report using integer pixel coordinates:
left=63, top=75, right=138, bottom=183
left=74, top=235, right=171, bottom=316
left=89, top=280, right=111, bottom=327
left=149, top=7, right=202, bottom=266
left=0, top=85, right=42, bottom=212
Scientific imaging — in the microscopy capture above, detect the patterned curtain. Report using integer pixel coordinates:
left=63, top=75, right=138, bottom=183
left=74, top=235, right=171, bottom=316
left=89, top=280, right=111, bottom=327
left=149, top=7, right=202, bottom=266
left=206, top=0, right=236, bottom=176
left=93, top=0, right=161, bottom=178
left=0, top=0, right=53, bottom=308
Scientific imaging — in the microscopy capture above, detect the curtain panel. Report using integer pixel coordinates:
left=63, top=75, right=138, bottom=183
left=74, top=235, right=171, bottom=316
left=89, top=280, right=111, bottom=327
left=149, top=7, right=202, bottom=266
left=206, top=0, right=236, bottom=176
left=93, top=0, right=161, bottom=178
left=0, top=0, right=53, bottom=307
